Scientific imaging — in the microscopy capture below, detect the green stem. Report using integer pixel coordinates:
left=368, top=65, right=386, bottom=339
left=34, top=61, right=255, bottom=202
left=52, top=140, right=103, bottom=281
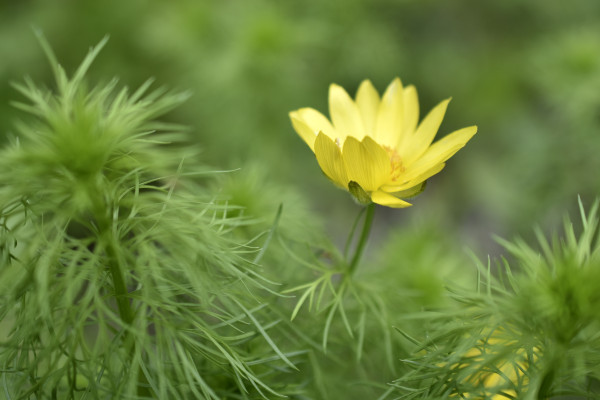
left=93, top=193, right=133, bottom=327
left=105, top=236, right=134, bottom=326
left=348, top=203, right=376, bottom=275
left=106, top=235, right=154, bottom=397
left=344, top=206, right=367, bottom=260
left=93, top=197, right=151, bottom=396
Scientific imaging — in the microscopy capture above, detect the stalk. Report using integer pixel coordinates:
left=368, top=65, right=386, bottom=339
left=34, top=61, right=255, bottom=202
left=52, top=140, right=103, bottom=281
left=104, top=236, right=134, bottom=326
left=348, top=203, right=376, bottom=275
left=94, top=195, right=151, bottom=397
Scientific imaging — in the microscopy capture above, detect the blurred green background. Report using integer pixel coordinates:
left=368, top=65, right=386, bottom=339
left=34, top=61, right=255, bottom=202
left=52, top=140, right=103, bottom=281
left=2, top=0, right=600, bottom=257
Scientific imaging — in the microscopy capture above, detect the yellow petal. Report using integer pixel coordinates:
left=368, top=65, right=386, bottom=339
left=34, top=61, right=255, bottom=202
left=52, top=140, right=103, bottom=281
left=383, top=163, right=446, bottom=192
left=491, top=391, right=517, bottom=400
left=314, top=132, right=348, bottom=188
left=355, top=79, right=380, bottom=135
left=483, top=368, right=505, bottom=389
left=375, top=77, right=404, bottom=147
left=392, top=181, right=426, bottom=198
left=289, top=111, right=317, bottom=151
left=385, top=125, right=475, bottom=190
left=411, top=125, right=477, bottom=171
left=402, top=84, right=419, bottom=136
left=406, top=163, right=446, bottom=186
left=329, top=83, right=365, bottom=140
left=342, top=136, right=390, bottom=192
left=404, top=98, right=451, bottom=165
left=295, top=107, right=338, bottom=140
left=371, top=191, right=412, bottom=208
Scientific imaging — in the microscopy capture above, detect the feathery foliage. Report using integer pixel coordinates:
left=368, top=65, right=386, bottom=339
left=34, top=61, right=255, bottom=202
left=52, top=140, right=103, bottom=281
left=0, top=35, right=301, bottom=399
left=393, top=198, right=600, bottom=399
left=2, top=29, right=599, bottom=400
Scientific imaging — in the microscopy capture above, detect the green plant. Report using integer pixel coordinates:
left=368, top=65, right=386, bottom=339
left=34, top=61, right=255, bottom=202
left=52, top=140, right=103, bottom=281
left=0, top=34, right=300, bottom=399
left=393, top=199, right=600, bottom=399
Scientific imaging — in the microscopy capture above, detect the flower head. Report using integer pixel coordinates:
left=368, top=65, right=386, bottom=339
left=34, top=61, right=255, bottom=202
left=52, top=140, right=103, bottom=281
left=449, top=333, right=538, bottom=399
left=289, top=78, right=477, bottom=208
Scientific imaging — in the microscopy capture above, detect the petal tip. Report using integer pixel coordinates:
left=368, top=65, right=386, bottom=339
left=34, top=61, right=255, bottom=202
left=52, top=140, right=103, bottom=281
left=462, top=125, right=478, bottom=139
left=329, top=83, right=344, bottom=93
left=371, top=190, right=413, bottom=208
left=358, top=79, right=374, bottom=88
left=382, top=77, right=403, bottom=96
left=437, top=98, right=452, bottom=110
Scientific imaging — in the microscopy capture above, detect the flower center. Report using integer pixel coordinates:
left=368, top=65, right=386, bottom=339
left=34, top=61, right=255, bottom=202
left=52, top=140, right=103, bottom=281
left=383, top=145, right=404, bottom=181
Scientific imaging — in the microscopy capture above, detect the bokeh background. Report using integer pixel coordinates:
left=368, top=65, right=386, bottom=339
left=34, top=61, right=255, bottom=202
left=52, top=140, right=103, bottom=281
left=2, top=0, right=600, bottom=260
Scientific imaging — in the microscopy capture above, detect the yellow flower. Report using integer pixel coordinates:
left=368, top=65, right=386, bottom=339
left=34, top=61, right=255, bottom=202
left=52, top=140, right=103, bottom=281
left=449, top=334, right=539, bottom=399
left=289, top=78, right=477, bottom=208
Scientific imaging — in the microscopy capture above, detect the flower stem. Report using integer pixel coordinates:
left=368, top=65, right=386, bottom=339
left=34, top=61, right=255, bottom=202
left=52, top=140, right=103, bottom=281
left=92, top=193, right=134, bottom=328
left=104, top=234, right=153, bottom=397
left=344, top=206, right=367, bottom=260
left=105, top=235, right=134, bottom=327
left=96, top=200, right=152, bottom=396
left=348, top=203, right=376, bottom=275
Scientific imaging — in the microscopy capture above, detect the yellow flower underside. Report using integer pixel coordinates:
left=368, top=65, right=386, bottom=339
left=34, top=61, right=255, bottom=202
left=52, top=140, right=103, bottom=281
left=289, top=78, right=477, bottom=208
left=449, top=335, right=539, bottom=399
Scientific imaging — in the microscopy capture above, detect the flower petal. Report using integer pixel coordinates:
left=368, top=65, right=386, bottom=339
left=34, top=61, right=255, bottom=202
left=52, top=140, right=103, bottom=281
left=402, top=84, right=419, bottom=136
left=342, top=136, right=390, bottom=192
left=371, top=191, right=412, bottom=208
left=295, top=107, right=338, bottom=140
left=375, top=77, right=404, bottom=148
left=411, top=125, right=477, bottom=171
left=393, top=181, right=426, bottom=199
left=403, top=98, right=451, bottom=165
left=329, top=83, right=364, bottom=140
left=314, top=132, right=348, bottom=188
left=385, top=125, right=476, bottom=191
left=355, top=79, right=380, bottom=136
left=383, top=163, right=446, bottom=192
left=289, top=111, right=317, bottom=151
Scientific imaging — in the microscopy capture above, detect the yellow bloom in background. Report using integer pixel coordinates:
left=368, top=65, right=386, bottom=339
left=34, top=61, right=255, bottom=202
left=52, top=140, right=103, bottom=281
left=448, top=334, right=539, bottom=399
left=289, top=78, right=477, bottom=208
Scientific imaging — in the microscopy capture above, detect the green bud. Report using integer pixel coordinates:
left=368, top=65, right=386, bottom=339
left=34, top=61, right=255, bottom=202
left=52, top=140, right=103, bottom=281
left=348, top=181, right=372, bottom=205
